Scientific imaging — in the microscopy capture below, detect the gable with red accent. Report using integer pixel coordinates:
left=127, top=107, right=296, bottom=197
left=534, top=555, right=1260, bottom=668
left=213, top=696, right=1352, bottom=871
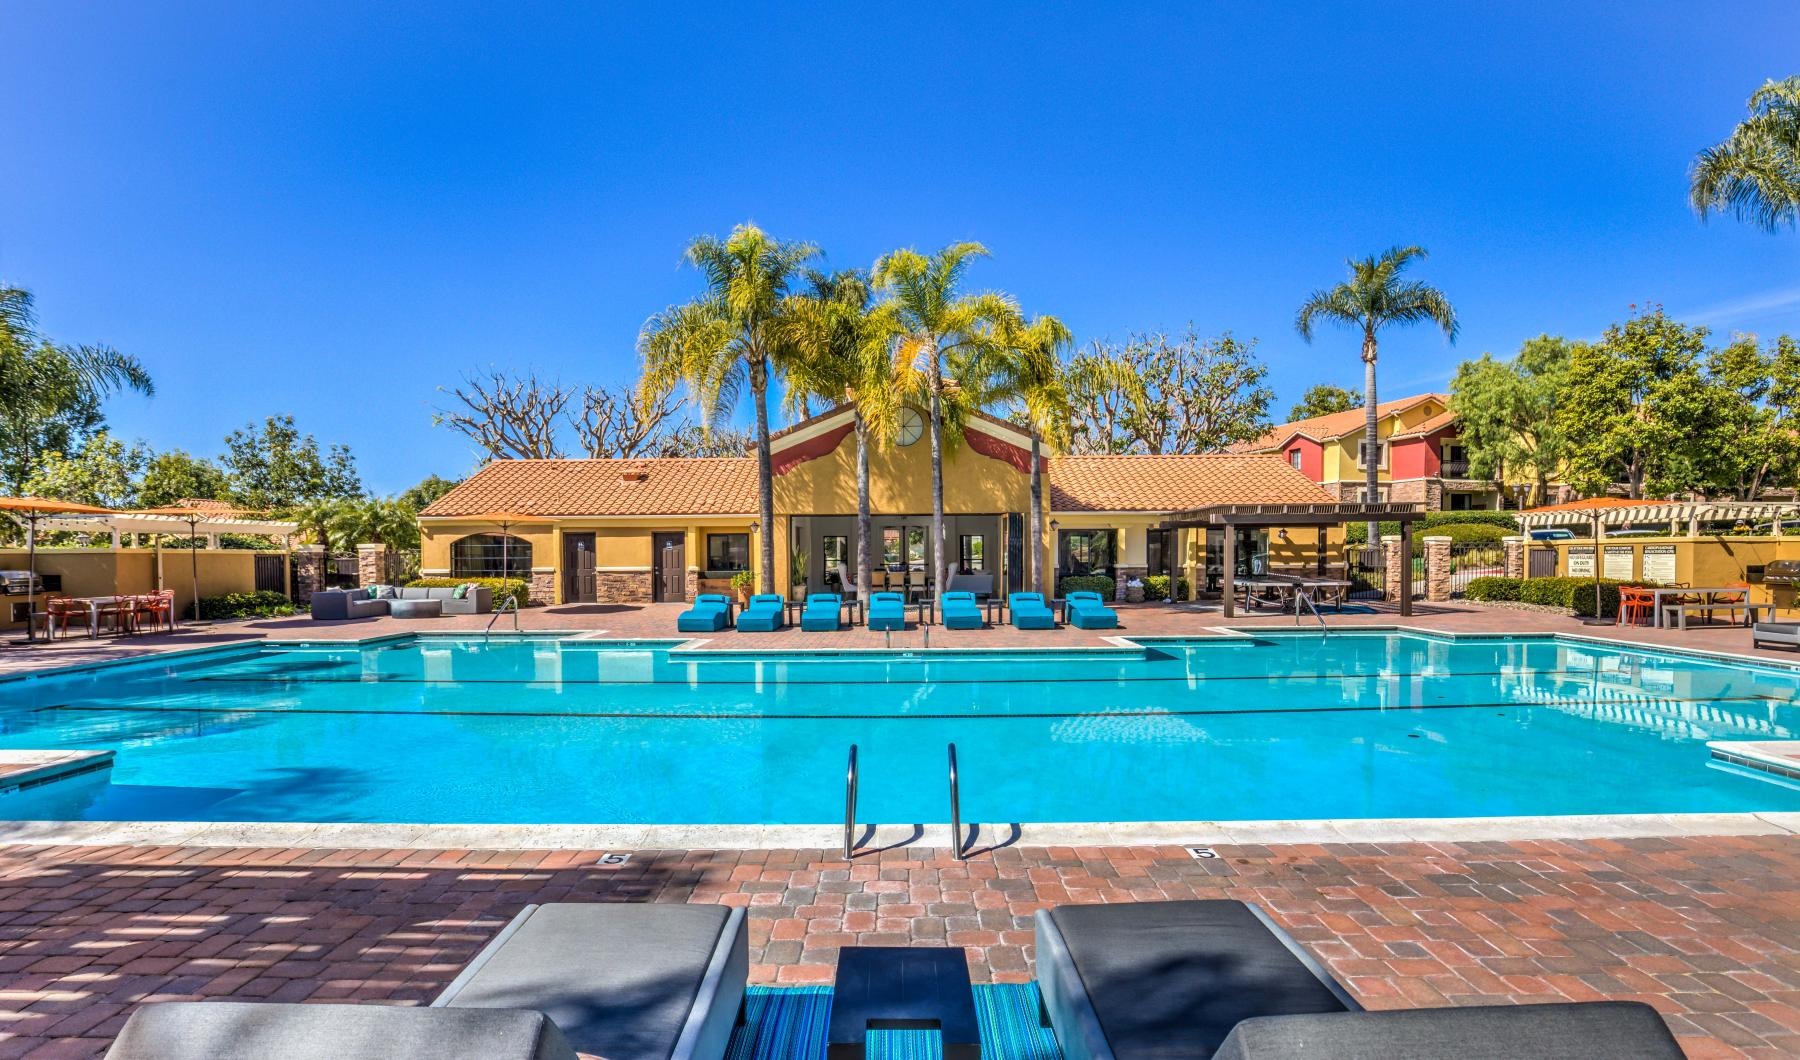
left=1283, top=437, right=1323, bottom=482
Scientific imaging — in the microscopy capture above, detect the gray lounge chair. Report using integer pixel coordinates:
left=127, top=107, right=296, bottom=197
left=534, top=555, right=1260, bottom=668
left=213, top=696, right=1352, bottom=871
left=1752, top=620, right=1800, bottom=650
left=106, top=903, right=747, bottom=1060
left=1036, top=900, right=1685, bottom=1059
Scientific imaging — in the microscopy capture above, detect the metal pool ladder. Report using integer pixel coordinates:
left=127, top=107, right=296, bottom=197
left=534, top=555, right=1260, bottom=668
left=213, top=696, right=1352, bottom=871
left=484, top=595, right=520, bottom=640
left=1295, top=589, right=1328, bottom=635
left=948, top=742, right=967, bottom=861
left=843, top=744, right=859, bottom=860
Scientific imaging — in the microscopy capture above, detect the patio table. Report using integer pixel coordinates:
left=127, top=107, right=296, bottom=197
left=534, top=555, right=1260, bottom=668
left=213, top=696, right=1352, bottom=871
left=1647, top=586, right=1748, bottom=628
left=56, top=596, right=132, bottom=638
left=1235, top=578, right=1296, bottom=612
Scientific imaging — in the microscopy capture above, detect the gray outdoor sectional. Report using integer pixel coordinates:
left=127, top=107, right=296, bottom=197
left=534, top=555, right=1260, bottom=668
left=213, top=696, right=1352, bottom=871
left=105, top=903, right=748, bottom=1060
left=309, top=583, right=493, bottom=619
left=1751, top=621, right=1800, bottom=650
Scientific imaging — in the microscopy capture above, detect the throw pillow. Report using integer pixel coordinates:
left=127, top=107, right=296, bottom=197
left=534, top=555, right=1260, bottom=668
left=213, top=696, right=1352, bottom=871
left=453, top=583, right=470, bottom=599
left=366, top=586, right=380, bottom=599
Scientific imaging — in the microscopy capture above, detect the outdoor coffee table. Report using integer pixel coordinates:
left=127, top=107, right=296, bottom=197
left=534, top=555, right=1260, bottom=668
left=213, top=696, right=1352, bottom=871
left=828, top=945, right=981, bottom=1058
left=387, top=598, right=443, bottom=619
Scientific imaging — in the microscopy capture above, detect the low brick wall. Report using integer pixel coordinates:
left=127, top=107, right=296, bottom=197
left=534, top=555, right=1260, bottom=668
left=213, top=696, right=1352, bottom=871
left=596, top=571, right=653, bottom=603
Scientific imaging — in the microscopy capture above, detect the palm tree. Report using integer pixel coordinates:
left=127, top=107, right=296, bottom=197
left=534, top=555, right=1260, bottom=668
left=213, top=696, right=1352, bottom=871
left=869, top=244, right=1022, bottom=612
left=1691, top=77, right=1800, bottom=232
left=1296, top=246, right=1458, bottom=542
left=641, top=223, right=818, bottom=593
left=781, top=269, right=898, bottom=602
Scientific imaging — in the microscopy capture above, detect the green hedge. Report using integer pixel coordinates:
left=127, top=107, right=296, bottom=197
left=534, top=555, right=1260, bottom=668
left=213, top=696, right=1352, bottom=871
left=1464, top=575, right=1633, bottom=618
left=1142, top=574, right=1192, bottom=602
left=1346, top=510, right=1519, bottom=544
left=1429, top=523, right=1513, bottom=546
left=405, top=577, right=529, bottom=609
left=198, top=590, right=297, bottom=620
left=1057, top=575, right=1116, bottom=599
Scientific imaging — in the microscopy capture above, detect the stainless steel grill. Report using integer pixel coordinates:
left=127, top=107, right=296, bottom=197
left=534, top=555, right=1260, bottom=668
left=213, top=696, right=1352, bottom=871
left=1760, top=560, right=1800, bottom=586
left=0, top=571, right=44, bottom=595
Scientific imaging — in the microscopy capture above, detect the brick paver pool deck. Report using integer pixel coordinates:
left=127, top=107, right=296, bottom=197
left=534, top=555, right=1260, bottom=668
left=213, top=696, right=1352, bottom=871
left=1, top=600, right=1797, bottom=1056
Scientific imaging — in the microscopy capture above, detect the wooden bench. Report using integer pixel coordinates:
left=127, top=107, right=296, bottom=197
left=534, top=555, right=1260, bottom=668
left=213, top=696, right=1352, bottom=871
left=1666, top=601, right=1770, bottom=631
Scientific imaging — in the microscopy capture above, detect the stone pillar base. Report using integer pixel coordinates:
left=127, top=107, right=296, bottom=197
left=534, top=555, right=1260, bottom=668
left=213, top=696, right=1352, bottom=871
left=1114, top=565, right=1147, bottom=602
left=1502, top=536, right=1525, bottom=580
left=356, top=544, right=389, bottom=589
left=1423, top=536, right=1452, bottom=602
left=1382, top=535, right=1405, bottom=604
left=292, top=546, right=326, bottom=604
left=595, top=572, right=652, bottom=603
left=684, top=568, right=700, bottom=600
left=528, top=570, right=555, bottom=606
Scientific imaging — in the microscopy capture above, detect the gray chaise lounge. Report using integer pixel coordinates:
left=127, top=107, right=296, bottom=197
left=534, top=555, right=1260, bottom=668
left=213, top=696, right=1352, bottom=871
left=1752, top=620, right=1800, bottom=650
left=310, top=583, right=494, bottom=620
left=1036, top=899, right=1685, bottom=1059
left=105, top=903, right=747, bottom=1060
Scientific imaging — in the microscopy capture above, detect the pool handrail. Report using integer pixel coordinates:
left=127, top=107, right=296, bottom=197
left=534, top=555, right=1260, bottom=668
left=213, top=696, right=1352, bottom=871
left=843, top=744, right=859, bottom=860
left=948, top=742, right=965, bottom=861
left=484, top=595, right=520, bottom=640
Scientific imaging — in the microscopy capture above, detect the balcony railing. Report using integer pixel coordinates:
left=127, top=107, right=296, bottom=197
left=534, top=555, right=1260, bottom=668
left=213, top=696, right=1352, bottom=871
left=1440, top=459, right=1471, bottom=477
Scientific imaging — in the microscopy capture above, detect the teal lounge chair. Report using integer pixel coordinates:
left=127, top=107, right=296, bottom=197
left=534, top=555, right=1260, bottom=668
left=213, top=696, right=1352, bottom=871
left=1064, top=590, right=1119, bottom=630
left=735, top=594, right=786, bottom=632
left=677, top=593, right=732, bottom=633
left=866, top=591, right=907, bottom=631
left=941, top=591, right=984, bottom=630
left=800, top=593, right=844, bottom=632
left=1007, top=592, right=1056, bottom=630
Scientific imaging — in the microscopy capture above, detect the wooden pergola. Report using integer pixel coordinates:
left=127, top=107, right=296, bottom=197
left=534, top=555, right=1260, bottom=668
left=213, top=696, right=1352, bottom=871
left=1158, top=501, right=1429, bottom=617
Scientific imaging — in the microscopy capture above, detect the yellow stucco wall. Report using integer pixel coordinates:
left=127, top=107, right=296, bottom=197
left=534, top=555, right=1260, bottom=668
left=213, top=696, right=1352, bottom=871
left=1545, top=536, right=1800, bottom=613
left=772, top=428, right=1036, bottom=516
left=0, top=547, right=278, bottom=629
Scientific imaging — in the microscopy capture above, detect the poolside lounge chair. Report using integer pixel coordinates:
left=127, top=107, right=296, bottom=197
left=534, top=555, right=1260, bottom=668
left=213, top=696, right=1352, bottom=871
left=677, top=593, right=732, bottom=633
left=866, top=590, right=907, bottom=631
left=1036, top=900, right=1685, bottom=1060
left=735, top=593, right=786, bottom=632
left=800, top=592, right=845, bottom=632
left=1007, top=591, right=1056, bottom=630
left=1063, top=590, right=1118, bottom=630
left=1752, top=620, right=1800, bottom=650
left=106, top=903, right=748, bottom=1060
left=940, top=590, right=984, bottom=629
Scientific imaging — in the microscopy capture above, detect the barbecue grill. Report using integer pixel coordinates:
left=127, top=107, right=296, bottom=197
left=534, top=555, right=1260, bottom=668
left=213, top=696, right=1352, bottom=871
left=0, top=571, right=44, bottom=595
left=1760, top=560, right=1800, bottom=586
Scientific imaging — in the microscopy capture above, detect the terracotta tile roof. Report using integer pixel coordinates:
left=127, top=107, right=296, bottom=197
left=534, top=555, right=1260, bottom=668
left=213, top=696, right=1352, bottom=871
left=1391, top=409, right=1458, bottom=439
left=1049, top=454, right=1335, bottom=512
left=420, top=458, right=759, bottom=517
left=1231, top=393, right=1449, bottom=452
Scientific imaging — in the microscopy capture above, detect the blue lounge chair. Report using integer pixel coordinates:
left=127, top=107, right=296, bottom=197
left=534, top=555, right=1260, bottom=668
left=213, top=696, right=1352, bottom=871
left=735, top=593, right=786, bottom=632
left=677, top=593, right=732, bottom=633
left=940, top=591, right=984, bottom=630
left=1007, top=592, right=1056, bottom=630
left=800, top=593, right=844, bottom=632
left=1064, top=590, right=1119, bottom=630
left=866, top=591, right=907, bottom=631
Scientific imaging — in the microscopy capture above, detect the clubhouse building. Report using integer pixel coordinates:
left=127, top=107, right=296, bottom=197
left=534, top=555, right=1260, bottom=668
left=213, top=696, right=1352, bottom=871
left=419, top=404, right=1358, bottom=605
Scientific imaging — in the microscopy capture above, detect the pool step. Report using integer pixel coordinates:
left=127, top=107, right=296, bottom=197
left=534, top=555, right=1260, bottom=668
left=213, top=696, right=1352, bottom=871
left=0, top=750, right=114, bottom=795
left=1707, top=741, right=1800, bottom=782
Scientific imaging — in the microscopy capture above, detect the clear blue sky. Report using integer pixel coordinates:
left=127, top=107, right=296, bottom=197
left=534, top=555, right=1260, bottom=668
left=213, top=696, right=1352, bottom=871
left=3, top=3, right=1797, bottom=493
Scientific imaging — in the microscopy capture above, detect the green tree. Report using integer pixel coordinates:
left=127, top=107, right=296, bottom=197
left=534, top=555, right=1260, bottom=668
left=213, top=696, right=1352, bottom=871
left=1296, top=245, right=1458, bottom=538
left=331, top=497, right=420, bottom=551
left=1691, top=77, right=1800, bottom=232
left=1554, top=308, right=1715, bottom=498
left=870, top=243, right=1024, bottom=607
left=1287, top=383, right=1362, bottom=421
left=1449, top=336, right=1574, bottom=505
left=19, top=433, right=146, bottom=510
left=1703, top=333, right=1800, bottom=499
left=222, top=415, right=362, bottom=510
left=397, top=474, right=461, bottom=512
left=0, top=286, right=154, bottom=492
left=138, top=450, right=230, bottom=508
left=640, top=223, right=818, bottom=594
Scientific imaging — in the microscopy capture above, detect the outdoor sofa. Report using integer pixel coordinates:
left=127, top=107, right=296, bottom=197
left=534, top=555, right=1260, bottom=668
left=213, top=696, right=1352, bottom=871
left=1036, top=899, right=1685, bottom=1060
left=310, top=583, right=493, bottom=620
left=735, top=593, right=786, bottom=632
left=941, top=590, right=985, bottom=629
left=677, top=593, right=733, bottom=632
left=1751, top=620, right=1800, bottom=651
left=104, top=903, right=748, bottom=1060
left=1007, top=591, right=1056, bottom=630
left=1063, top=590, right=1119, bottom=630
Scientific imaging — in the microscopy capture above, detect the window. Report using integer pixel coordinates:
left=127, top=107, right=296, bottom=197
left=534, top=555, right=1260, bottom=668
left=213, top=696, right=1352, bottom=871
left=1288, top=448, right=1303, bottom=469
left=958, top=534, right=985, bottom=573
left=1147, top=528, right=1175, bottom=578
left=705, top=533, right=750, bottom=572
left=1058, top=529, right=1117, bottom=577
left=1448, top=493, right=1475, bottom=511
left=882, top=528, right=903, bottom=569
left=1355, top=485, right=1390, bottom=503
left=1357, top=439, right=1387, bottom=470
left=821, top=535, right=849, bottom=571
left=450, top=534, right=532, bottom=579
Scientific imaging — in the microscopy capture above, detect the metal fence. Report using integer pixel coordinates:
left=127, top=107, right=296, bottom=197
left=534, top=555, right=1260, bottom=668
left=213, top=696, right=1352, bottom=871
left=1448, top=541, right=1507, bottom=596
left=1346, top=545, right=1385, bottom=599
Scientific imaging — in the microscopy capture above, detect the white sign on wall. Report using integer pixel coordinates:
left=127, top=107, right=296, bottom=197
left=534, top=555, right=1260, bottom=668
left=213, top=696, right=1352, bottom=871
left=1642, top=545, right=1677, bottom=585
left=1603, top=545, right=1635, bottom=581
left=1567, top=545, right=1596, bottom=578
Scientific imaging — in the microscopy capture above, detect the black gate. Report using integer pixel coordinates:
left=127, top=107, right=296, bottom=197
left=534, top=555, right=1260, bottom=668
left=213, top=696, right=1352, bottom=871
left=1527, top=546, right=1558, bottom=579
left=1346, top=545, right=1385, bottom=599
left=1449, top=542, right=1507, bottom=596
left=254, top=554, right=286, bottom=594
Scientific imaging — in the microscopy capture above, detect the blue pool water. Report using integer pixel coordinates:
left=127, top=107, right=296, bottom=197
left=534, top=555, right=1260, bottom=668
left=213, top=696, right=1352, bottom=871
left=1, top=631, right=1797, bottom=824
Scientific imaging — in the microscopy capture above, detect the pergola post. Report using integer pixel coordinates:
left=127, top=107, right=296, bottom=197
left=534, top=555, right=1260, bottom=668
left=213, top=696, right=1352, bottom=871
left=1221, top=526, right=1237, bottom=619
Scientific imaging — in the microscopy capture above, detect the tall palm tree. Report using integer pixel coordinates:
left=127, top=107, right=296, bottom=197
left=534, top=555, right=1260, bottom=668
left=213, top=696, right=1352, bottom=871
left=1691, top=77, right=1800, bottom=232
left=780, top=269, right=898, bottom=601
left=1296, top=246, right=1458, bottom=542
left=870, top=243, right=1022, bottom=612
left=640, top=223, right=818, bottom=593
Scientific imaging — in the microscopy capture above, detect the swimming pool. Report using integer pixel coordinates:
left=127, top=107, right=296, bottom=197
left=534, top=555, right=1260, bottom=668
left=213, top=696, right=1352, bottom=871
left=1, top=631, right=1796, bottom=824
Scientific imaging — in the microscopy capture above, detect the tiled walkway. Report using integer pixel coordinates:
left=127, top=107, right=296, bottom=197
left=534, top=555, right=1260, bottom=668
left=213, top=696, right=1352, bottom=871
left=0, top=837, right=1794, bottom=1058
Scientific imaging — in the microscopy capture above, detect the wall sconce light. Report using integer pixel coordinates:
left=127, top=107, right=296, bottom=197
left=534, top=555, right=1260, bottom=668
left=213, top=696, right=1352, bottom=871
left=1049, top=519, right=1059, bottom=532
left=1277, top=529, right=1290, bottom=542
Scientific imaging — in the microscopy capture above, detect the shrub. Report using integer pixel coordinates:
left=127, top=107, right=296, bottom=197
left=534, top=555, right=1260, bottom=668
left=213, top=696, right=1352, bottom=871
left=1464, top=575, right=1632, bottom=618
left=198, top=590, right=297, bottom=620
left=405, top=577, right=529, bottom=609
left=1057, top=574, right=1116, bottom=599
left=1142, top=574, right=1192, bottom=602
left=1428, top=523, right=1513, bottom=546
left=1346, top=510, right=1519, bottom=544
left=1464, top=576, right=1522, bottom=602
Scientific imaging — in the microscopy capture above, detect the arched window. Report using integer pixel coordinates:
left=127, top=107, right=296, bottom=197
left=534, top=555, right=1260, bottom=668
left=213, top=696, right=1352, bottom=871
left=450, top=534, right=532, bottom=579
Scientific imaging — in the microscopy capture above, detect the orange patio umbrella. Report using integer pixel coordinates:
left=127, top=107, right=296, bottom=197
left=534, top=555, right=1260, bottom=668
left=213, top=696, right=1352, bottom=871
left=0, top=496, right=116, bottom=644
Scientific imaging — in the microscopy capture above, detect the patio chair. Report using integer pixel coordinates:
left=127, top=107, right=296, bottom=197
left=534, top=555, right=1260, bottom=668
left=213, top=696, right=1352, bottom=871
left=940, top=590, right=984, bottom=629
left=734, top=593, right=786, bottom=632
left=866, top=590, right=908, bottom=631
left=1007, top=591, right=1056, bottom=630
left=106, top=903, right=748, bottom=1060
left=800, top=592, right=844, bottom=632
left=677, top=593, right=732, bottom=633
left=1615, top=586, right=1653, bottom=627
left=1064, top=590, right=1119, bottom=630
left=42, top=596, right=81, bottom=640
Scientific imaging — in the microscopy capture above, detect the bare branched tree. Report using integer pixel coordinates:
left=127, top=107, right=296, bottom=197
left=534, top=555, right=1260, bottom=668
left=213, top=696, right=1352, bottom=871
left=654, top=423, right=755, bottom=457
left=571, top=382, right=680, bottom=458
left=434, top=370, right=572, bottom=460
left=1066, top=328, right=1275, bottom=455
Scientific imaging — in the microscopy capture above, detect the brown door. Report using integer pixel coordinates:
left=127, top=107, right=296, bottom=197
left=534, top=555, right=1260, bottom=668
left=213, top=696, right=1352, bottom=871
left=652, top=533, right=686, bottom=602
left=563, top=533, right=597, bottom=603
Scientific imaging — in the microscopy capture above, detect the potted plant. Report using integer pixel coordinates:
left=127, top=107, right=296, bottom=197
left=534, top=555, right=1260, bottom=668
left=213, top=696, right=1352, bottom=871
left=730, top=570, right=754, bottom=606
left=1124, top=577, right=1146, bottom=604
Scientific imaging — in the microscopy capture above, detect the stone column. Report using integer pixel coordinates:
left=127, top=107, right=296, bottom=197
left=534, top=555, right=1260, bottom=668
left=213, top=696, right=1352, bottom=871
left=1382, top=534, right=1405, bottom=604
left=356, top=543, right=390, bottom=588
left=292, top=546, right=326, bottom=604
left=1502, top=535, right=1526, bottom=580
left=1423, top=535, right=1453, bottom=602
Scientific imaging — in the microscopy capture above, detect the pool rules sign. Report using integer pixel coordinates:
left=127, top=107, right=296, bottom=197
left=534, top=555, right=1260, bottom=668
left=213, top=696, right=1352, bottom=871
left=1568, top=545, right=1596, bottom=578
